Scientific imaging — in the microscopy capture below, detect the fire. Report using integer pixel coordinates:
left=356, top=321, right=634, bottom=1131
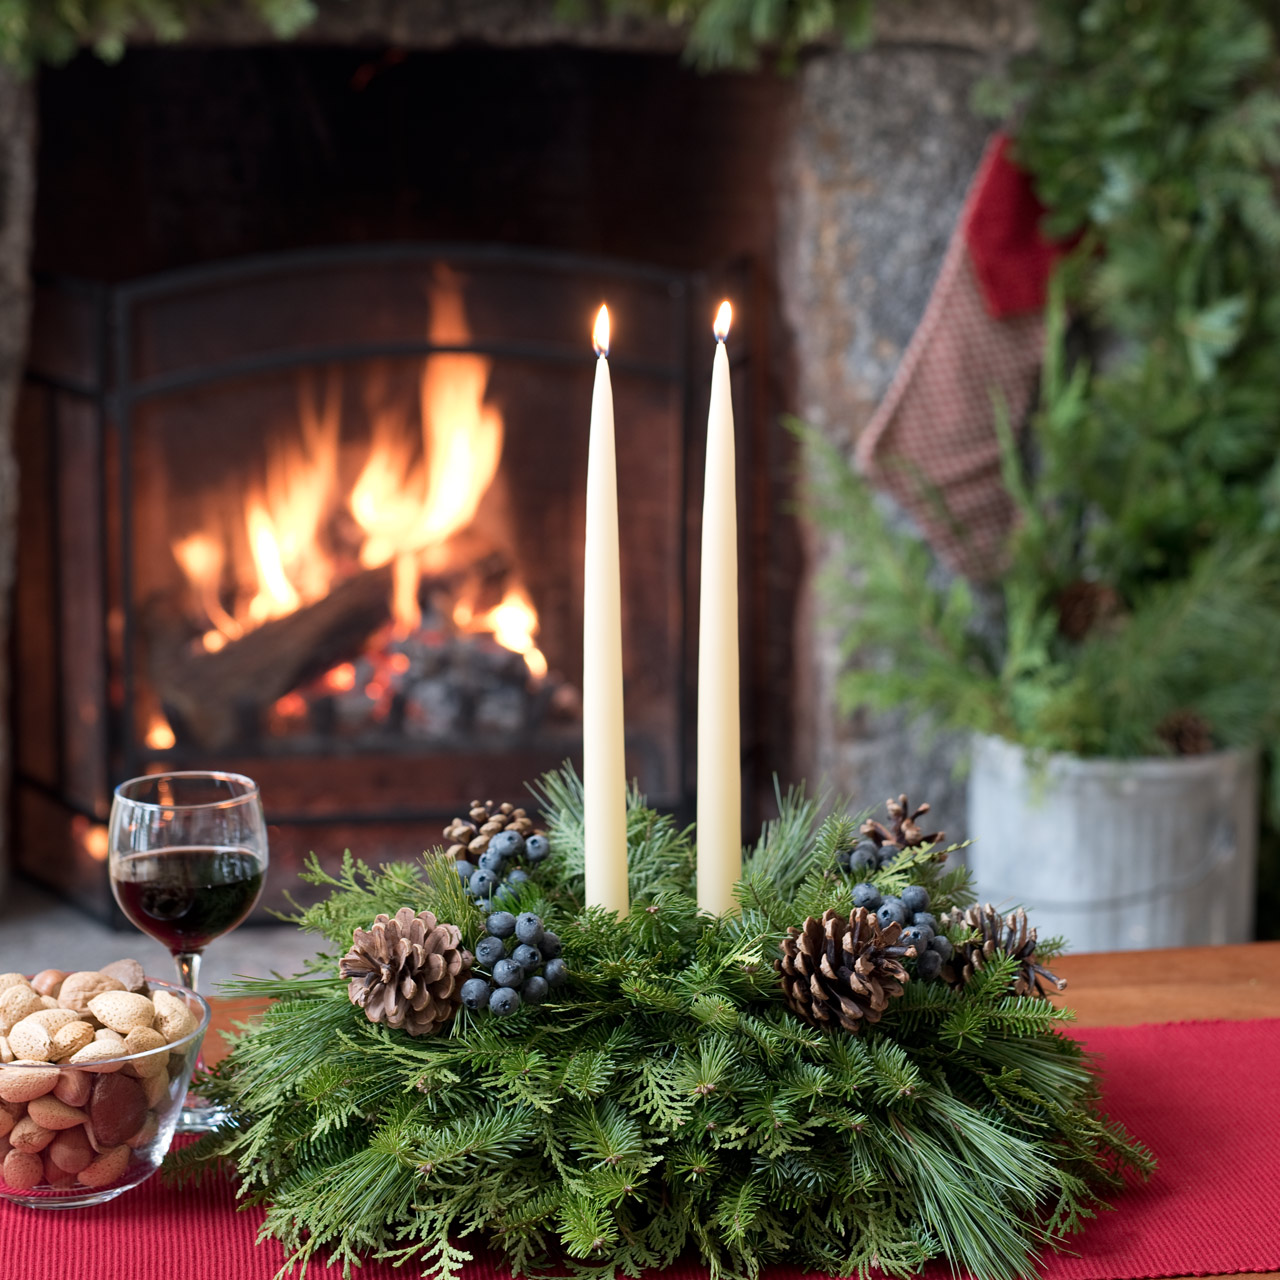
left=167, top=268, right=546, bottom=714
left=144, top=713, right=176, bottom=751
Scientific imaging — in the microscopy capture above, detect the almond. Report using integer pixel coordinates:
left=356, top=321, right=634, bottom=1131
left=50, top=1020, right=95, bottom=1061
left=39, top=995, right=59, bottom=1010
left=2, top=1147, right=44, bottom=1190
left=0, top=1062, right=59, bottom=1103
left=47, top=1125, right=93, bottom=1173
left=67, top=1041, right=125, bottom=1073
left=22, top=1008, right=81, bottom=1035
left=57, top=971, right=126, bottom=1017
left=0, top=1036, right=12, bottom=1065
left=53, top=1070, right=92, bottom=1108
left=77, top=1142, right=130, bottom=1188
left=27, top=1095, right=88, bottom=1131
left=0, top=984, right=42, bottom=1035
left=151, top=990, right=199, bottom=1043
left=88, top=991, right=155, bottom=1035
left=8, top=1115, right=55, bottom=1153
left=94, top=1028, right=124, bottom=1044
left=0, top=1108, right=13, bottom=1140
left=42, top=1152, right=79, bottom=1187
left=121, top=1026, right=168, bottom=1079
left=142, top=1071, right=170, bottom=1109
left=30, top=969, right=69, bottom=998
left=6, top=1020, right=52, bottom=1063
left=0, top=975, right=28, bottom=993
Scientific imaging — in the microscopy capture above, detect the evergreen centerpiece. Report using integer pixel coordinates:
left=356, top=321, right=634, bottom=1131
left=174, top=770, right=1150, bottom=1280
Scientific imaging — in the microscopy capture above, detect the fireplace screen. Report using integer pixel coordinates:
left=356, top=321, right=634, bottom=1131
left=17, top=246, right=732, bottom=919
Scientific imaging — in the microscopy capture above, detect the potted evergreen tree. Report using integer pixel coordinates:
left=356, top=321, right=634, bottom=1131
left=805, top=0, right=1280, bottom=950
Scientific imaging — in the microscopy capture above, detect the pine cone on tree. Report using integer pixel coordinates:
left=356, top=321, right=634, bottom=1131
left=939, top=904, right=1065, bottom=998
left=443, top=799, right=539, bottom=860
left=776, top=907, right=917, bottom=1033
left=340, top=907, right=473, bottom=1037
left=859, top=794, right=943, bottom=851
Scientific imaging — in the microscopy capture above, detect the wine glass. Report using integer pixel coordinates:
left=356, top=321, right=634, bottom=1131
left=108, top=770, right=268, bottom=1132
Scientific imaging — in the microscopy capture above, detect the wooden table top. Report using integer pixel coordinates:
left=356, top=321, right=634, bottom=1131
left=203, top=941, right=1280, bottom=1280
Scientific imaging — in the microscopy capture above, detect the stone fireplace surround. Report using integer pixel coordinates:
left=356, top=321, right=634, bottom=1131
left=0, top=0, right=1034, bottom=894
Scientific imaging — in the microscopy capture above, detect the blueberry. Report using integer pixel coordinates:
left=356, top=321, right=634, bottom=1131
left=489, top=987, right=522, bottom=1015
left=475, top=935, right=507, bottom=967
left=876, top=843, right=901, bottom=868
left=912, top=911, right=938, bottom=933
left=899, top=924, right=934, bottom=952
left=524, top=834, right=550, bottom=862
left=469, top=868, right=498, bottom=897
left=522, top=975, right=549, bottom=1004
left=493, top=958, right=525, bottom=988
left=512, top=943, right=542, bottom=970
left=543, top=958, right=568, bottom=988
left=851, top=883, right=883, bottom=911
left=460, top=977, right=491, bottom=1011
left=507, top=868, right=531, bottom=886
left=901, top=885, right=930, bottom=914
left=489, top=830, right=525, bottom=859
left=479, top=848, right=506, bottom=874
left=493, top=884, right=517, bottom=905
left=486, top=911, right=517, bottom=938
left=876, top=899, right=908, bottom=929
left=514, top=913, right=544, bottom=946
left=835, top=848, right=852, bottom=872
left=929, top=935, right=953, bottom=962
left=540, top=931, right=562, bottom=959
left=915, top=949, right=943, bottom=981
left=849, top=844, right=878, bottom=873
left=455, top=860, right=476, bottom=882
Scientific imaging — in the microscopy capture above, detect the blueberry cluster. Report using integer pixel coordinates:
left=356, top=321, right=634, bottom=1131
left=455, top=831, right=551, bottom=905
left=835, top=837, right=901, bottom=875
left=459, top=911, right=568, bottom=1016
left=853, top=882, right=952, bottom=981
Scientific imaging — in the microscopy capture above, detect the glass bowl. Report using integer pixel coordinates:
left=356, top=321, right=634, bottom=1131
left=0, top=978, right=210, bottom=1209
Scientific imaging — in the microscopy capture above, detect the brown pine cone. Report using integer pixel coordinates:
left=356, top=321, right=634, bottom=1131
left=443, top=799, right=539, bottom=859
left=340, top=907, right=472, bottom=1037
left=860, top=794, right=943, bottom=850
left=1156, top=709, right=1214, bottom=756
left=1056, top=579, right=1123, bottom=642
left=776, top=907, right=916, bottom=1034
left=940, top=904, right=1065, bottom=998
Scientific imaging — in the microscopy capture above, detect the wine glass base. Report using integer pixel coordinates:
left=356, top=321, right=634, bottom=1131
left=176, top=1099, right=233, bottom=1134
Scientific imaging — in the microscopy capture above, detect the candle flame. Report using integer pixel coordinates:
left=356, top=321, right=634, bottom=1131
left=593, top=304, right=611, bottom=358
left=714, top=300, right=732, bottom=342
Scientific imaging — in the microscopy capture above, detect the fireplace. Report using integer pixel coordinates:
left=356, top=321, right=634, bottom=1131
left=12, top=43, right=796, bottom=921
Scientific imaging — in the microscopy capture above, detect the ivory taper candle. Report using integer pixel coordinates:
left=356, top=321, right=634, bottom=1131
left=582, top=305, right=630, bottom=915
left=696, top=300, right=741, bottom=915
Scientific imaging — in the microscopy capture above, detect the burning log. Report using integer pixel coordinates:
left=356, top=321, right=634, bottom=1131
left=149, top=564, right=393, bottom=750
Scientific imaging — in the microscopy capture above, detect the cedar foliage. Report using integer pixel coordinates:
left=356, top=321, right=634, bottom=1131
left=806, top=0, right=1280, bottom=773
left=174, top=768, right=1151, bottom=1280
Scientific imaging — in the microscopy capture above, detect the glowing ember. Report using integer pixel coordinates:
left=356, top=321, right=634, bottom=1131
left=323, top=662, right=357, bottom=693
left=274, top=691, right=307, bottom=719
left=469, top=586, right=548, bottom=680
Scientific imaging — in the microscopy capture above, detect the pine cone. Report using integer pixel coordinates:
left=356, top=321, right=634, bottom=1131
left=443, top=799, right=539, bottom=859
left=776, top=907, right=916, bottom=1033
left=1157, top=709, right=1213, bottom=756
left=340, top=907, right=473, bottom=1037
left=939, top=904, right=1065, bottom=998
left=1056, top=579, right=1123, bottom=642
left=860, top=794, right=943, bottom=850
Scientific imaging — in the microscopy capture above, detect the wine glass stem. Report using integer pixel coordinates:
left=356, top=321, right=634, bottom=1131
left=174, top=951, right=202, bottom=992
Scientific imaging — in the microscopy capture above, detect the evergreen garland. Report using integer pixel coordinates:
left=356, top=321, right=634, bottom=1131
left=174, top=768, right=1151, bottom=1280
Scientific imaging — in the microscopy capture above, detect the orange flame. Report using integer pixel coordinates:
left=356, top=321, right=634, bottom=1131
left=593, top=304, right=610, bottom=358
left=714, top=300, right=732, bottom=342
left=462, top=585, right=548, bottom=680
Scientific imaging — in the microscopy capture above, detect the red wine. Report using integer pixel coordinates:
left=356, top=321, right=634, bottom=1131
left=111, top=847, right=265, bottom=952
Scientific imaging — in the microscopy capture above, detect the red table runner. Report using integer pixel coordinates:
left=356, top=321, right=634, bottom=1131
left=6, top=1018, right=1279, bottom=1280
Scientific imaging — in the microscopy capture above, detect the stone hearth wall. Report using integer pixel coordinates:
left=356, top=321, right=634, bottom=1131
left=778, top=41, right=1014, bottom=837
